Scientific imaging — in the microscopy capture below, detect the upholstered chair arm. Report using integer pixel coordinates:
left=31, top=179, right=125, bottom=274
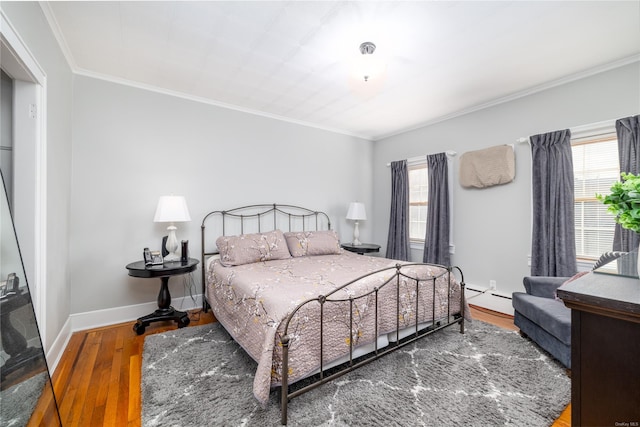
left=522, top=276, right=569, bottom=299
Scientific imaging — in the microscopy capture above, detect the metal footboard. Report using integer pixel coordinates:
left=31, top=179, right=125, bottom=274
left=280, top=263, right=466, bottom=425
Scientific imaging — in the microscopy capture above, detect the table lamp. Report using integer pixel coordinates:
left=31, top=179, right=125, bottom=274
left=346, top=202, right=367, bottom=246
left=153, top=195, right=191, bottom=261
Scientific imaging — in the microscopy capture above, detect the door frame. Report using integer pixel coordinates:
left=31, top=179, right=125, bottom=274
left=1, top=10, right=48, bottom=346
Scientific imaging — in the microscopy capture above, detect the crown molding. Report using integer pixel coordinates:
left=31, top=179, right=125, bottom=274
left=375, top=54, right=640, bottom=141
left=39, top=1, right=77, bottom=70
left=74, top=67, right=374, bottom=140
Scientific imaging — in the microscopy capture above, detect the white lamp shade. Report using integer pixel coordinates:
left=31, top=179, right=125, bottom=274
left=346, top=202, right=367, bottom=221
left=153, top=195, right=191, bottom=223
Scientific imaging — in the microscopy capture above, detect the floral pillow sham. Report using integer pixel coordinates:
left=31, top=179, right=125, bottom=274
left=284, top=230, right=341, bottom=257
left=216, top=229, right=291, bottom=266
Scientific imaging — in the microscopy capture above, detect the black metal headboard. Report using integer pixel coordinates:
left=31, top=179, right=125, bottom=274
left=200, top=203, right=332, bottom=310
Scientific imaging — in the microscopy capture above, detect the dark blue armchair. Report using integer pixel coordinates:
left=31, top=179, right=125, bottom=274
left=512, top=251, right=625, bottom=369
left=512, top=276, right=572, bottom=367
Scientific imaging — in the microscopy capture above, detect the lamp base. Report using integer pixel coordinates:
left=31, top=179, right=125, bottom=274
left=164, top=225, right=180, bottom=261
left=163, top=252, right=180, bottom=262
left=352, top=221, right=362, bottom=246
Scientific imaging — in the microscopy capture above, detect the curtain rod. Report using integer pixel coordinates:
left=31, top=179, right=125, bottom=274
left=516, top=118, right=617, bottom=144
left=386, top=150, right=457, bottom=167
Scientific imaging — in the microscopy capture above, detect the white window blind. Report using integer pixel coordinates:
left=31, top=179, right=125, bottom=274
left=572, top=136, right=619, bottom=260
left=409, top=163, right=428, bottom=241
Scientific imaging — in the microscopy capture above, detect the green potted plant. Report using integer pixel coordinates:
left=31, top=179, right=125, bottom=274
left=597, top=172, right=640, bottom=234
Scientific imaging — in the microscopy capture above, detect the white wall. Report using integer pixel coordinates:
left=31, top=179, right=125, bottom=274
left=373, top=62, right=640, bottom=306
left=1, top=2, right=73, bottom=351
left=70, top=75, right=373, bottom=315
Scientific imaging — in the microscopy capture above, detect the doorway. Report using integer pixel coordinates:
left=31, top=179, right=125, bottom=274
left=1, top=12, right=48, bottom=346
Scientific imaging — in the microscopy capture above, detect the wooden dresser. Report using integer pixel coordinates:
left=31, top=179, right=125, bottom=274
left=557, top=252, right=640, bottom=427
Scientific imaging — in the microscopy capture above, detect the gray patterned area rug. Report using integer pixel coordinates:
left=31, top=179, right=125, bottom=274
left=141, top=321, right=570, bottom=426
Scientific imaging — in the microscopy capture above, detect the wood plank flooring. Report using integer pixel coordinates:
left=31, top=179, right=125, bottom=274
left=48, top=306, right=570, bottom=426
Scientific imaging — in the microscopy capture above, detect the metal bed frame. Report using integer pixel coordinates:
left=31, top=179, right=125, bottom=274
left=200, top=203, right=330, bottom=311
left=200, top=204, right=465, bottom=425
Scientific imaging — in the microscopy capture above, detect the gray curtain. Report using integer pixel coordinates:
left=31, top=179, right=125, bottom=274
left=530, top=129, right=577, bottom=276
left=613, top=115, right=640, bottom=252
left=423, top=153, right=450, bottom=265
left=386, top=160, right=409, bottom=260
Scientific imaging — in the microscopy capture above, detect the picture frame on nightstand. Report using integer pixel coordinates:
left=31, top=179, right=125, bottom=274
left=144, top=247, right=163, bottom=266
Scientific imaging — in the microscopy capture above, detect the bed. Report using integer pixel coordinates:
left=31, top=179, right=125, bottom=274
left=201, top=204, right=469, bottom=425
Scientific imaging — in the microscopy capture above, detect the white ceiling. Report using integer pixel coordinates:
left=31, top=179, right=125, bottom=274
left=43, top=1, right=640, bottom=140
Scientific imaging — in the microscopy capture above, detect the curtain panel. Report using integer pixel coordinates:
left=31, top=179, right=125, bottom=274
left=423, top=153, right=450, bottom=265
left=385, top=160, right=410, bottom=261
left=530, top=129, right=577, bottom=277
left=613, top=115, right=640, bottom=252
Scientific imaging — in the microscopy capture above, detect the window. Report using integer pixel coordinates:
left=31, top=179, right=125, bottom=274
left=572, top=134, right=619, bottom=260
left=409, top=163, right=428, bottom=241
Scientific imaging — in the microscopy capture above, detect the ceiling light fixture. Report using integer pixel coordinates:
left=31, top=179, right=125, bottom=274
left=359, top=41, right=376, bottom=82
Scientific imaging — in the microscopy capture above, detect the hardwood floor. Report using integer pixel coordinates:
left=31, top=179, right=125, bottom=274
left=50, top=309, right=214, bottom=426
left=47, top=306, right=571, bottom=426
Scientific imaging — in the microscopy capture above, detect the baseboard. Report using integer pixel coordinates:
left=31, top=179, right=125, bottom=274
left=70, top=294, right=204, bottom=331
left=465, top=285, right=514, bottom=316
left=46, top=316, right=71, bottom=374
left=46, top=294, right=203, bottom=374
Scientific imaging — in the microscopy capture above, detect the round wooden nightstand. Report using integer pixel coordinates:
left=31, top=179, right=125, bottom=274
left=341, top=243, right=381, bottom=255
left=126, top=258, right=199, bottom=335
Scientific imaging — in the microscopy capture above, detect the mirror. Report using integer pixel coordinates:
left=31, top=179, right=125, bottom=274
left=0, top=170, right=61, bottom=425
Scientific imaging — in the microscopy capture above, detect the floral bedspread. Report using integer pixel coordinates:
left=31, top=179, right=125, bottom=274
left=206, top=251, right=468, bottom=405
